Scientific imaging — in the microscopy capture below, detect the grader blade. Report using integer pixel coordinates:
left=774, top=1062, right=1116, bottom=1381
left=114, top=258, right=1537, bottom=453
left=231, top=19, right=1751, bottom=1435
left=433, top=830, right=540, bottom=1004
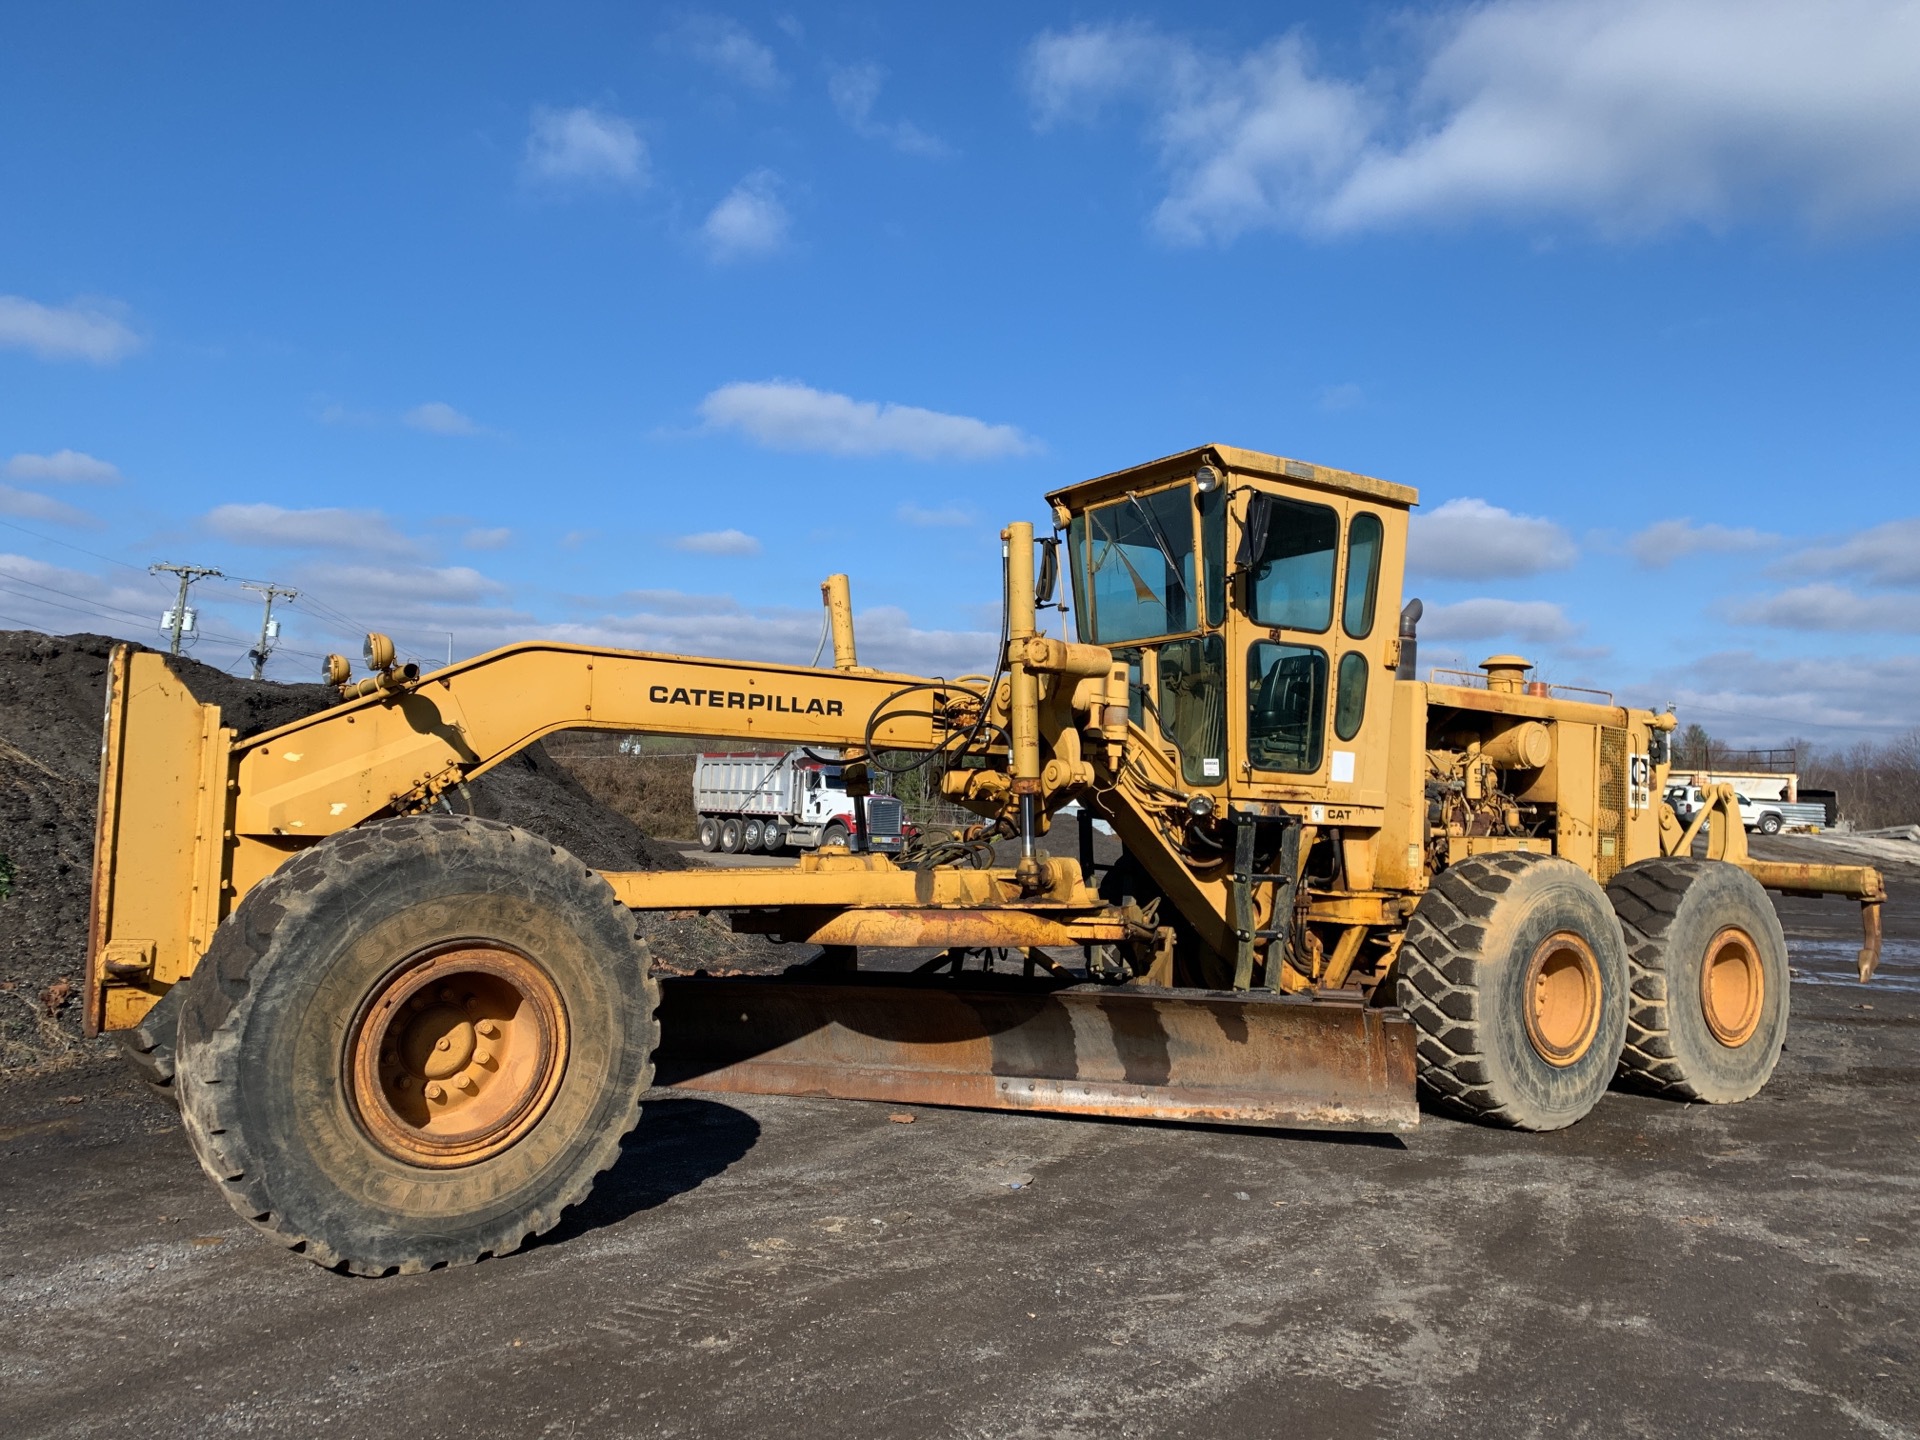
left=654, top=975, right=1419, bottom=1133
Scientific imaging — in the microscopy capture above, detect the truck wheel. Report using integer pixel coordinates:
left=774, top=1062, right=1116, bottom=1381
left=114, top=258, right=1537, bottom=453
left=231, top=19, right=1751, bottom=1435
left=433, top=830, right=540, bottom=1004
left=1607, top=858, right=1788, bottom=1104
left=1756, top=813, right=1782, bottom=835
left=762, top=821, right=788, bottom=853
left=697, top=816, right=720, bottom=852
left=173, top=815, right=657, bottom=1275
left=1397, top=852, right=1628, bottom=1131
left=742, top=818, right=764, bottom=850
left=719, top=818, right=744, bottom=853
left=821, top=822, right=849, bottom=850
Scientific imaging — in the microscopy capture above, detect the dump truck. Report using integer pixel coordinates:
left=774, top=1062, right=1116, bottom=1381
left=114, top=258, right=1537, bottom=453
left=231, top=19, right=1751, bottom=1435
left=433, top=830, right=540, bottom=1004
left=692, top=748, right=908, bottom=854
left=87, top=443, right=1888, bottom=1276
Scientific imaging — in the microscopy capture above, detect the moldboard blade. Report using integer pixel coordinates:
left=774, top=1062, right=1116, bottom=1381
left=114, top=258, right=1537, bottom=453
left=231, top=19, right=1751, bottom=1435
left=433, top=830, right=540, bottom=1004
left=654, top=975, right=1418, bottom=1133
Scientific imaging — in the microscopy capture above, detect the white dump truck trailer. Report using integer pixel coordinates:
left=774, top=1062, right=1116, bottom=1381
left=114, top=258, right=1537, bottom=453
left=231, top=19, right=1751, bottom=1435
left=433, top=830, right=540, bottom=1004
left=693, top=748, right=908, bottom=854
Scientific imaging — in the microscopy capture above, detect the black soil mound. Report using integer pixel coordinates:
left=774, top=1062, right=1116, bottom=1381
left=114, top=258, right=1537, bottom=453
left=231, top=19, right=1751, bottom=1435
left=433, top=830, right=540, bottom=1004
left=0, top=630, right=686, bottom=1070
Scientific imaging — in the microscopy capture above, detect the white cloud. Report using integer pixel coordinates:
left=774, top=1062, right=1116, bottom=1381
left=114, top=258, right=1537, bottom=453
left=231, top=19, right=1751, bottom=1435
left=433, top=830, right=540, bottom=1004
left=1726, top=582, right=1920, bottom=633
left=1647, top=649, right=1920, bottom=739
left=1024, top=2, right=1920, bottom=243
left=0, top=294, right=142, bottom=364
left=897, top=502, right=975, bottom=527
left=1775, top=517, right=1920, bottom=589
left=701, top=171, right=790, bottom=262
left=4, top=449, right=121, bottom=484
left=699, top=380, right=1039, bottom=461
left=403, top=401, right=486, bottom=436
left=0, top=553, right=170, bottom=639
left=0, top=485, right=98, bottom=527
left=522, top=106, right=648, bottom=188
left=660, top=16, right=783, bottom=93
left=1407, top=497, right=1576, bottom=578
left=673, top=529, right=762, bottom=556
left=1420, top=597, right=1578, bottom=644
left=564, top=591, right=994, bottom=674
left=828, top=64, right=950, bottom=157
left=1630, top=517, right=1775, bottom=568
left=205, top=503, right=414, bottom=552
left=462, top=526, right=513, bottom=551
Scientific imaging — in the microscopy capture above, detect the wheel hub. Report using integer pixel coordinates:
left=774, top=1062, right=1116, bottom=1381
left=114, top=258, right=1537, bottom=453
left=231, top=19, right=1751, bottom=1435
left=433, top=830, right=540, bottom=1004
left=346, top=943, right=569, bottom=1167
left=1701, top=926, right=1764, bottom=1048
left=1523, top=931, right=1602, bottom=1067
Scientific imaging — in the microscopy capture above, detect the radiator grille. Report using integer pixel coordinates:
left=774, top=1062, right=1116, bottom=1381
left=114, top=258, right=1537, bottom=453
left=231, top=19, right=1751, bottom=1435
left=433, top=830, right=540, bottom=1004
left=866, top=796, right=905, bottom=837
left=1598, top=726, right=1629, bottom=883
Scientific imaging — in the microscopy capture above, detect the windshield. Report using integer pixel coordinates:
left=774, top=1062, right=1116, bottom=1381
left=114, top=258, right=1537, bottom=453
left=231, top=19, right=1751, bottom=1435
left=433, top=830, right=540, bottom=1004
left=1076, top=485, right=1196, bottom=643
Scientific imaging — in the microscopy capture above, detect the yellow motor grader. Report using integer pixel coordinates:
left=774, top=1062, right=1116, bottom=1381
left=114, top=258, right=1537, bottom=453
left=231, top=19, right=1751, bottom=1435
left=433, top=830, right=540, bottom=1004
left=86, top=444, right=1886, bottom=1275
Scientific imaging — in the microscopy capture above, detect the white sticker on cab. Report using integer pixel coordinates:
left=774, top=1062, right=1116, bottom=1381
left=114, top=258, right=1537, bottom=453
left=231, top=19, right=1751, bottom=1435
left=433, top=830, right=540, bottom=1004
left=1330, top=750, right=1356, bottom=783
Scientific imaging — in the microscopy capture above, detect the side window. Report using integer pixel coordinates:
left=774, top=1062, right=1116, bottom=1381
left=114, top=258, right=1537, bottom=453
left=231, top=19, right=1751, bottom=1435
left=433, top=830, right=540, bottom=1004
left=1066, top=512, right=1088, bottom=642
left=1334, top=651, right=1368, bottom=742
left=1248, top=497, right=1339, bottom=632
left=1200, top=483, right=1227, bottom=628
left=1247, top=641, right=1327, bottom=774
left=1342, top=512, right=1383, bottom=639
left=1156, top=634, right=1226, bottom=786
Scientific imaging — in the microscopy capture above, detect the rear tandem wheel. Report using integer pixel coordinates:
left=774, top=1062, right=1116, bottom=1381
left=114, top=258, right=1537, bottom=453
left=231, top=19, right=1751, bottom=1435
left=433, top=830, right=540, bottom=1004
left=1396, top=852, right=1629, bottom=1131
left=173, top=814, right=658, bottom=1275
left=1606, top=857, right=1789, bottom=1103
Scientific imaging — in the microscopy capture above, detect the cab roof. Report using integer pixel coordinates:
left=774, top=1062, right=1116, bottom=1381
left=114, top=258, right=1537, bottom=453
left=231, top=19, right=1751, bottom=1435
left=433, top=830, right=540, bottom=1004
left=1045, top=444, right=1419, bottom=513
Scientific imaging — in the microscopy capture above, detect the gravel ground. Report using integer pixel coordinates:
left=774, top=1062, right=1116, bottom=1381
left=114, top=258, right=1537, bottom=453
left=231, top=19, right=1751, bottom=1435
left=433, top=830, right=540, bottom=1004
left=1, top=838, right=1915, bottom=1440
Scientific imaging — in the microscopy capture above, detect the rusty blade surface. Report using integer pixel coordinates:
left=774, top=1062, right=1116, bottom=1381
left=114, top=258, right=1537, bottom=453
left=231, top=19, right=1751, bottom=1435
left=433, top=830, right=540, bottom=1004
left=654, top=975, right=1419, bottom=1133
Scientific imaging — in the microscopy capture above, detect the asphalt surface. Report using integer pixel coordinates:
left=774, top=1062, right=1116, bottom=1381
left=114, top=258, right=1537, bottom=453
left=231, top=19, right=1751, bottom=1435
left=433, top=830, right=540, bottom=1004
left=3, top=840, right=1916, bottom=1439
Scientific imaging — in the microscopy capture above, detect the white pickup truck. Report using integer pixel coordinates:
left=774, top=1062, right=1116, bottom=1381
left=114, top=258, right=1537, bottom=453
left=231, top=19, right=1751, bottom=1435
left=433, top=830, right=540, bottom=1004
left=1665, top=784, right=1786, bottom=835
left=692, top=749, right=908, bottom=855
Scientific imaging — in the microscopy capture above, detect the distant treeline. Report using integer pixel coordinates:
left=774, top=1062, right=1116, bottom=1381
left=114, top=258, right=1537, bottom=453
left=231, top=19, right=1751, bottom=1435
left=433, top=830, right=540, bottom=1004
left=1799, top=730, right=1920, bottom=832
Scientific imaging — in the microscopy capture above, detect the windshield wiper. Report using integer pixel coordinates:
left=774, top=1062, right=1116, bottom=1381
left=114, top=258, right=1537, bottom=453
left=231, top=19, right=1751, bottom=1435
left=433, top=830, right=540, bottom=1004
left=1124, top=492, right=1188, bottom=600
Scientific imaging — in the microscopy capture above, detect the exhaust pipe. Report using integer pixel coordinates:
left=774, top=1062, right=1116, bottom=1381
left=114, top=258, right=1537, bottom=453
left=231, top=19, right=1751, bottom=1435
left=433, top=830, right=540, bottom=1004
left=1396, top=598, right=1422, bottom=681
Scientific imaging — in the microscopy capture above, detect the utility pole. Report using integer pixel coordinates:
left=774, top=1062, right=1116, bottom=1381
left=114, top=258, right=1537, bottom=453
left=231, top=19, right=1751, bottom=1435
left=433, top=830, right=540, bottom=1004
left=241, top=582, right=298, bottom=681
left=150, top=564, right=222, bottom=656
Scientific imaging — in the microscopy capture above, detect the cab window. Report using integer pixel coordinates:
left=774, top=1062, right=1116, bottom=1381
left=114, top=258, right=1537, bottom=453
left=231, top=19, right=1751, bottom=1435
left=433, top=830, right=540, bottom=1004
left=1075, top=486, right=1196, bottom=643
left=1342, top=512, right=1383, bottom=639
left=1247, top=641, right=1327, bottom=774
left=1157, top=635, right=1226, bottom=786
left=1248, top=497, right=1339, bottom=633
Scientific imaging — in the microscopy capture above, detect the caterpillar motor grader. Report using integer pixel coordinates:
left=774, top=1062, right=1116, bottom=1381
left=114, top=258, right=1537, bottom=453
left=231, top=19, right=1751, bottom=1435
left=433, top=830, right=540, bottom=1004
left=86, top=444, right=1886, bottom=1275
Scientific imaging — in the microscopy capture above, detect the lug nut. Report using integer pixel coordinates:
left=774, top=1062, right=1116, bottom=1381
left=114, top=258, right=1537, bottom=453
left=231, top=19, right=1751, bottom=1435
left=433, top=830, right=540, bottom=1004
left=455, top=1075, right=478, bottom=1094
left=435, top=1036, right=451, bottom=1052
left=476, top=1020, right=500, bottom=1039
left=425, top=1083, right=446, bottom=1103
left=473, top=1048, right=495, bottom=1068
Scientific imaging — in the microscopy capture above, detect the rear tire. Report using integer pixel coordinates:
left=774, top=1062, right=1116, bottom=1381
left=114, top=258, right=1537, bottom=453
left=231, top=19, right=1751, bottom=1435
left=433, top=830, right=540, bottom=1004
left=1607, top=858, right=1788, bottom=1104
left=1397, top=852, right=1628, bottom=1131
left=173, top=815, right=657, bottom=1275
left=115, top=979, right=189, bottom=1104
left=762, top=821, right=788, bottom=853
left=741, top=818, right=764, bottom=851
left=697, top=816, right=720, bottom=852
left=719, top=818, right=744, bottom=854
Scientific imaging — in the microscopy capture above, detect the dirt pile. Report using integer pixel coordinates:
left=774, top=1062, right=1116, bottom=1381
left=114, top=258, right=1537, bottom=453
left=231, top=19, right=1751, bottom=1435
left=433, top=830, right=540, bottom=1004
left=0, top=630, right=696, bottom=1070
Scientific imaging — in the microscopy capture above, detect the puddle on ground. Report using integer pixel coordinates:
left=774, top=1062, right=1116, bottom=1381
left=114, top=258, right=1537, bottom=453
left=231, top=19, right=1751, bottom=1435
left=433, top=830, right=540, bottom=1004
left=1788, top=938, right=1920, bottom=994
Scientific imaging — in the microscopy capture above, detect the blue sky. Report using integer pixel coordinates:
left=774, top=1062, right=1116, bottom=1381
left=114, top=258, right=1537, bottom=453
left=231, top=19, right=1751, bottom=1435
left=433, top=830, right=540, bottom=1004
left=3, top=1, right=1919, bottom=742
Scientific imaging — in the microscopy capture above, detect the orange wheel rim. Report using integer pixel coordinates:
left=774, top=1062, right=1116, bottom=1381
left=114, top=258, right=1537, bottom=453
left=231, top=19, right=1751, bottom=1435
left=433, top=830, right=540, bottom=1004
left=345, top=942, right=569, bottom=1168
left=1701, top=926, right=1764, bottom=1048
left=1523, top=930, right=1602, bottom=1067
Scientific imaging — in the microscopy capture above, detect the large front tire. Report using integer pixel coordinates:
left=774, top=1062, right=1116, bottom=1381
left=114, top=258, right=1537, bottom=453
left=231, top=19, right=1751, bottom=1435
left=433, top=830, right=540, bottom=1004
left=174, top=815, right=657, bottom=1275
left=1607, top=858, right=1788, bottom=1103
left=1398, top=852, right=1629, bottom=1131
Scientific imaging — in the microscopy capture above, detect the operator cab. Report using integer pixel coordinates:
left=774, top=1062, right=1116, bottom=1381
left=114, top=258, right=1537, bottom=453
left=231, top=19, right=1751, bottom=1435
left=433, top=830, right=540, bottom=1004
left=1046, top=445, right=1415, bottom=813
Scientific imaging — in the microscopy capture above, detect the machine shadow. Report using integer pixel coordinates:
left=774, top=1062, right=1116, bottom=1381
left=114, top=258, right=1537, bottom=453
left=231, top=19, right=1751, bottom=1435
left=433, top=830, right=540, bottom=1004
left=534, top=1095, right=761, bottom=1249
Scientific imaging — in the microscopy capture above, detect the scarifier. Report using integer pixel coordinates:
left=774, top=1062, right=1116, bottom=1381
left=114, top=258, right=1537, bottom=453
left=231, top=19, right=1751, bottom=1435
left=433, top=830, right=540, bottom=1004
left=87, top=445, right=1887, bottom=1274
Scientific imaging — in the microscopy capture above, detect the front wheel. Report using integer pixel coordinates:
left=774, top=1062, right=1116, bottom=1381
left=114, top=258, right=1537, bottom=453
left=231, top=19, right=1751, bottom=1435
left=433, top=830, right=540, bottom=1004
left=1756, top=813, right=1782, bottom=835
left=1397, top=852, right=1629, bottom=1131
left=174, top=815, right=657, bottom=1275
left=821, top=822, right=850, bottom=850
